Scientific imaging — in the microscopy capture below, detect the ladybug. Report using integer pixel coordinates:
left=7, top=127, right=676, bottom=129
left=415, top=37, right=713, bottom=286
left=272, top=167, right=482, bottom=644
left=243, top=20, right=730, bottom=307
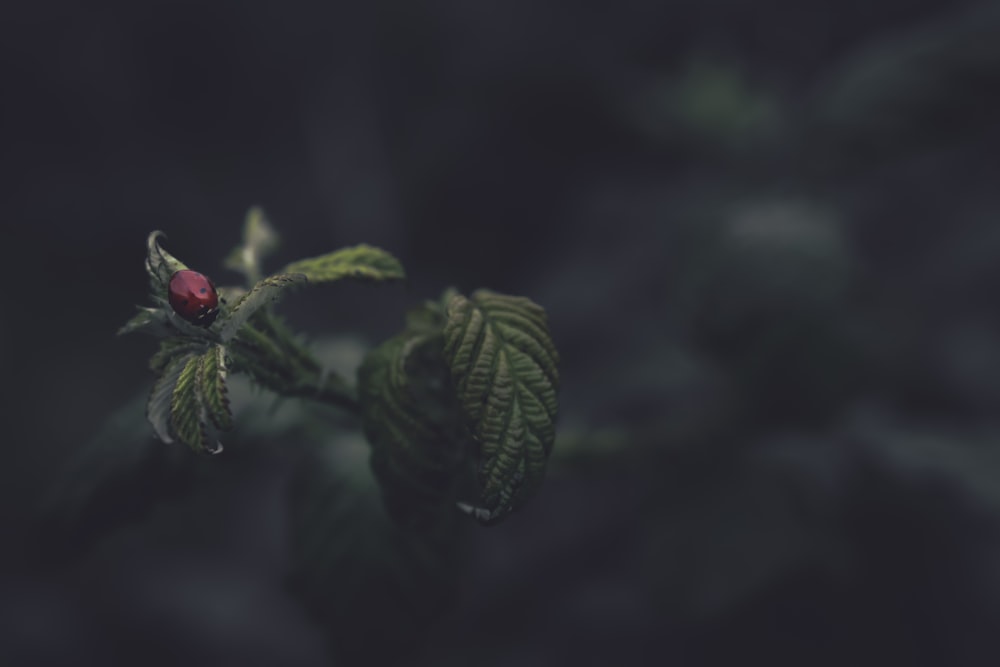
left=167, top=270, right=220, bottom=326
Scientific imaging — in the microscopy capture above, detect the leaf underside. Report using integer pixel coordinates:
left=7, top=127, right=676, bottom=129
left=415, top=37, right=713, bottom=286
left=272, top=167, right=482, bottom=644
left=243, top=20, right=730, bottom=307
left=442, top=290, right=560, bottom=523
left=358, top=324, right=466, bottom=525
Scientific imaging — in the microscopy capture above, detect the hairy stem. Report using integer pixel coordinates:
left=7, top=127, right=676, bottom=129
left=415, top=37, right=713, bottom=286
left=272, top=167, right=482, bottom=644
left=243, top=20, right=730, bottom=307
left=228, top=321, right=361, bottom=415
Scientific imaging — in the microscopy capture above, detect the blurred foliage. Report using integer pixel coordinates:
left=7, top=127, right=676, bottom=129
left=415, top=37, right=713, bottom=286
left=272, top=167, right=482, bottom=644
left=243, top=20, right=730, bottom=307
left=35, top=345, right=466, bottom=664
left=632, top=58, right=780, bottom=153
left=34, top=395, right=200, bottom=559
left=805, top=3, right=1000, bottom=174
left=286, top=437, right=464, bottom=666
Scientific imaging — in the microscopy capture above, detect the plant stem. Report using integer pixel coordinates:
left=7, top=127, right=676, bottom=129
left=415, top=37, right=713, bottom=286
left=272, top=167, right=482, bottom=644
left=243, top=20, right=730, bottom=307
left=228, top=321, right=361, bottom=415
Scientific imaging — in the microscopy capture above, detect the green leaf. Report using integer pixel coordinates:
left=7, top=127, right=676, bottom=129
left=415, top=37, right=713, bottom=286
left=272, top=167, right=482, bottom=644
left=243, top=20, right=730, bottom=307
left=35, top=394, right=198, bottom=558
left=358, top=323, right=466, bottom=525
left=170, top=354, right=222, bottom=455
left=198, top=344, right=233, bottom=431
left=117, top=307, right=171, bottom=337
left=149, top=338, right=209, bottom=374
left=405, top=297, right=447, bottom=334
left=442, top=289, right=560, bottom=524
left=224, top=206, right=280, bottom=284
left=281, top=244, right=405, bottom=284
left=145, top=231, right=188, bottom=293
left=170, top=354, right=206, bottom=453
left=216, top=273, right=307, bottom=341
left=147, top=352, right=196, bottom=444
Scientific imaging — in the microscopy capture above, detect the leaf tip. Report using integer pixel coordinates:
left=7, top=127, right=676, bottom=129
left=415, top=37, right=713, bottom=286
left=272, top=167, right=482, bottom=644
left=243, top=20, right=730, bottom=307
left=147, top=229, right=167, bottom=246
left=456, top=501, right=508, bottom=525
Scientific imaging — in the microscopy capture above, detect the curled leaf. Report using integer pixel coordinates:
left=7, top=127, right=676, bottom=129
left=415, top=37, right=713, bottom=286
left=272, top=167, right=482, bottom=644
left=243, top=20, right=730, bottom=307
left=442, top=290, right=560, bottom=524
left=145, top=231, right=188, bottom=293
left=282, top=244, right=405, bottom=283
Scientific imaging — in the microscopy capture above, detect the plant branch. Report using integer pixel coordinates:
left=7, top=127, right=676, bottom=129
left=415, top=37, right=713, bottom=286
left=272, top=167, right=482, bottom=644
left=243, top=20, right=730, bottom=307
left=228, top=322, right=361, bottom=415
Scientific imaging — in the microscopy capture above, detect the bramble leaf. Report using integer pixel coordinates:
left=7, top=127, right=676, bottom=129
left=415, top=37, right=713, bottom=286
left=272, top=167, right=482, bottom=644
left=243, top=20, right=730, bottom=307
left=170, top=354, right=216, bottom=454
left=198, top=344, right=233, bottom=431
left=145, top=231, right=188, bottom=293
left=405, top=296, right=447, bottom=334
left=117, top=307, right=171, bottom=337
left=282, top=244, right=405, bottom=284
left=35, top=394, right=198, bottom=559
left=442, top=290, right=560, bottom=524
left=216, top=273, right=307, bottom=341
left=224, top=206, right=280, bottom=284
left=358, top=313, right=467, bottom=525
left=148, top=341, right=231, bottom=450
left=147, top=351, right=196, bottom=444
left=149, top=338, right=208, bottom=374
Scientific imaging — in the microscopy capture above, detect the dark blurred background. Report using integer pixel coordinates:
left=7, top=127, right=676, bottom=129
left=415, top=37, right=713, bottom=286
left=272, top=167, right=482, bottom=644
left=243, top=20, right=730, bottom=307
left=4, top=1, right=1000, bottom=665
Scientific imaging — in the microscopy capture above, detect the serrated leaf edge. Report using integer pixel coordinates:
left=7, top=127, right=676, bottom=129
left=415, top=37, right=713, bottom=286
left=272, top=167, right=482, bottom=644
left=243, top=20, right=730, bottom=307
left=281, top=244, right=405, bottom=283
left=442, top=291, right=559, bottom=521
left=199, top=345, right=233, bottom=432
left=217, top=273, right=307, bottom=341
left=147, top=352, right=194, bottom=444
left=170, top=354, right=206, bottom=453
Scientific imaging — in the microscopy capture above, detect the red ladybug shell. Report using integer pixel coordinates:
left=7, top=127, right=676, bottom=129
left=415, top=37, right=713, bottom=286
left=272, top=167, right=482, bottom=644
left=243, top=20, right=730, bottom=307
left=167, top=270, right=219, bottom=326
